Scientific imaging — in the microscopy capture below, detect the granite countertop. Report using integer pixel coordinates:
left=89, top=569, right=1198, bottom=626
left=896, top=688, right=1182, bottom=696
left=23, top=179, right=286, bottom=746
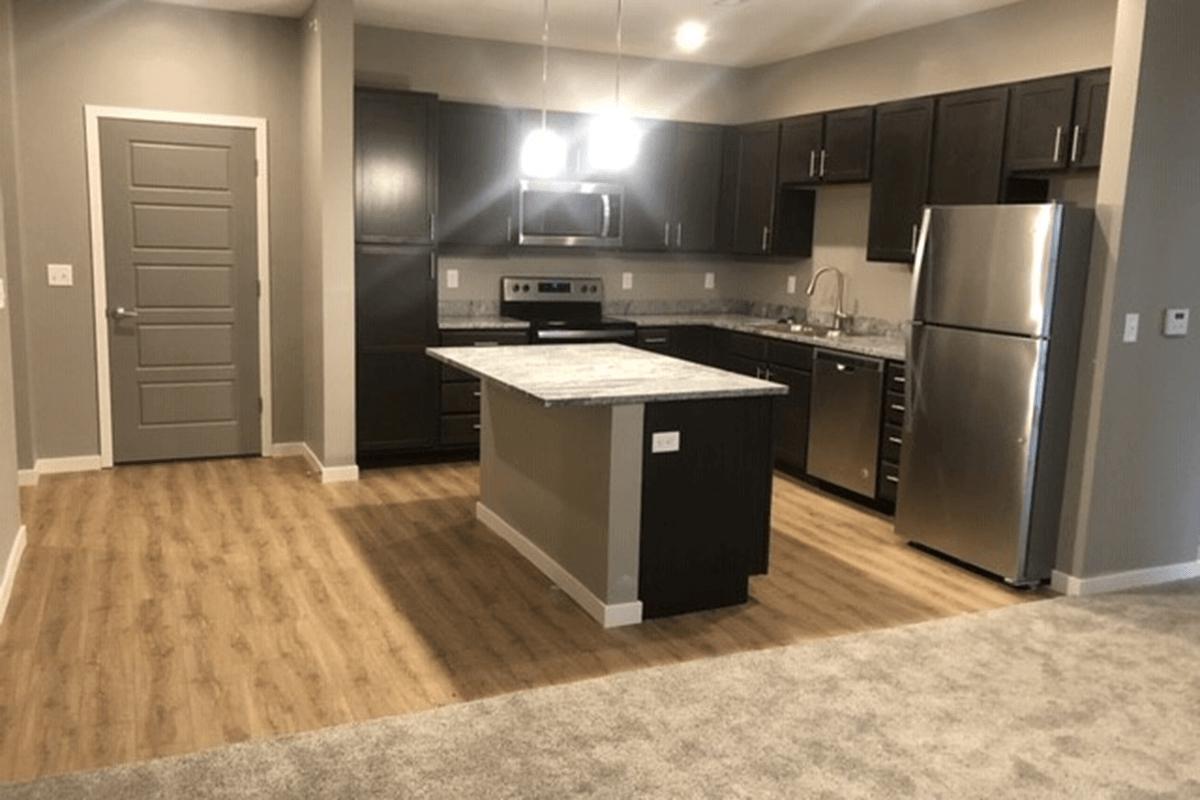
left=426, top=343, right=789, bottom=408
left=622, top=314, right=906, bottom=361
left=438, top=314, right=530, bottom=330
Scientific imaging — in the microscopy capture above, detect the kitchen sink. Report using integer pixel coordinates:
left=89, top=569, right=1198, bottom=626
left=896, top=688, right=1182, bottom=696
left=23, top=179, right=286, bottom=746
left=753, top=321, right=848, bottom=339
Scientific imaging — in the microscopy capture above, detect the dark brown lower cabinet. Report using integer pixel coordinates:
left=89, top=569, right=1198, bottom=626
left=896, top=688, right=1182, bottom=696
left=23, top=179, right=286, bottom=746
left=437, top=329, right=530, bottom=451
left=638, top=396, right=774, bottom=618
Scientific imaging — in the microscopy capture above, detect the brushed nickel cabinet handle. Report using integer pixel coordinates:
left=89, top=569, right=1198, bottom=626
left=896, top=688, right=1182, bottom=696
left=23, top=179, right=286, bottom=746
left=819, top=149, right=827, bottom=178
left=890, top=404, right=906, bottom=412
left=1070, top=125, right=1082, bottom=163
left=762, top=226, right=770, bottom=253
left=664, top=221, right=671, bottom=247
left=472, top=423, right=481, bottom=431
left=643, top=337, right=668, bottom=344
left=910, top=223, right=918, bottom=254
left=885, top=475, right=900, bottom=484
left=676, top=222, right=683, bottom=248
left=1052, top=125, right=1063, bottom=163
left=808, top=150, right=816, bottom=178
left=109, top=307, right=139, bottom=319
left=888, top=436, right=903, bottom=445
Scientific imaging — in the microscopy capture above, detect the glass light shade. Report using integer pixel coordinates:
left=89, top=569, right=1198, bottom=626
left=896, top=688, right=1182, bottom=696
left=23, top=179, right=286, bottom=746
left=587, top=112, right=642, bottom=172
left=520, top=127, right=568, bottom=178
left=674, top=21, right=708, bottom=53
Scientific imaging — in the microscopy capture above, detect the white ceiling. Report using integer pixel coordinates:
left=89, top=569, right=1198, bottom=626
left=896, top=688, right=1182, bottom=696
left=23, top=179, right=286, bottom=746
left=160, top=0, right=1026, bottom=68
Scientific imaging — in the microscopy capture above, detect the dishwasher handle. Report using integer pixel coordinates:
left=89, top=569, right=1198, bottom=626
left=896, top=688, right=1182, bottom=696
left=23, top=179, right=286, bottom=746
left=813, top=349, right=883, bottom=373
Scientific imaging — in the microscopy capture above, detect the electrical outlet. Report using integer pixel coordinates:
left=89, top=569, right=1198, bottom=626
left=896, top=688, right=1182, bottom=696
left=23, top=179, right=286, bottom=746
left=47, top=263, right=74, bottom=287
left=787, top=275, right=797, bottom=295
left=704, top=272, right=715, bottom=290
left=446, top=268, right=459, bottom=289
left=1164, top=308, right=1189, bottom=337
left=621, top=272, right=633, bottom=290
left=651, top=431, right=680, bottom=453
left=1122, top=313, right=1139, bottom=343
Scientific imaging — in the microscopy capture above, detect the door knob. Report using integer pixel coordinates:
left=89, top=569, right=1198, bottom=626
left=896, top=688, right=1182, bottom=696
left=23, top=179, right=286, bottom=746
left=109, top=307, right=139, bottom=320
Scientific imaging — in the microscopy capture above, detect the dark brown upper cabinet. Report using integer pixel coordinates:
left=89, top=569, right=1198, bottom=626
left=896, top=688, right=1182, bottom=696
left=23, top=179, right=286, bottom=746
left=928, top=86, right=1010, bottom=205
left=867, top=97, right=935, bottom=263
left=355, top=89, right=438, bottom=245
left=1005, top=75, right=1077, bottom=172
left=822, top=107, right=874, bottom=183
left=438, top=102, right=517, bottom=248
left=671, top=123, right=725, bottom=252
left=777, top=114, right=824, bottom=185
left=1071, top=69, right=1110, bottom=169
left=777, top=107, right=873, bottom=186
left=728, top=121, right=782, bottom=255
left=623, top=121, right=679, bottom=252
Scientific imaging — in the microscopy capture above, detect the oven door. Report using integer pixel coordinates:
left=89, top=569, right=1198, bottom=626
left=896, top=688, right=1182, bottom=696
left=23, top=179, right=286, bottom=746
left=533, top=328, right=636, bottom=344
left=518, top=179, right=624, bottom=248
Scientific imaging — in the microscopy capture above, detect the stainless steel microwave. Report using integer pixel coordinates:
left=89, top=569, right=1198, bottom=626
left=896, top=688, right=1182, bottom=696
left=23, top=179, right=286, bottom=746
left=517, top=179, right=624, bottom=248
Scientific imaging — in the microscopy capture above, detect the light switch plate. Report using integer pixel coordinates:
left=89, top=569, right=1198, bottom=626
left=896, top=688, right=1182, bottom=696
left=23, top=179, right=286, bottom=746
left=48, top=263, right=74, bottom=287
left=446, top=268, right=459, bottom=289
left=1122, top=313, right=1139, bottom=343
left=1164, top=308, right=1189, bottom=337
left=787, top=275, right=797, bottom=295
left=651, top=431, right=680, bottom=454
left=704, top=272, right=715, bottom=290
left=621, top=272, right=633, bottom=290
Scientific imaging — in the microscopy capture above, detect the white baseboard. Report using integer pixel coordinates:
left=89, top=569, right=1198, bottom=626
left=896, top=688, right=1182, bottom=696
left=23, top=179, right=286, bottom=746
left=17, top=469, right=38, bottom=487
left=476, top=502, right=643, bottom=628
left=33, top=455, right=104, bottom=476
left=1051, top=560, right=1200, bottom=597
left=300, top=442, right=359, bottom=484
left=268, top=442, right=306, bottom=458
left=0, top=525, right=28, bottom=627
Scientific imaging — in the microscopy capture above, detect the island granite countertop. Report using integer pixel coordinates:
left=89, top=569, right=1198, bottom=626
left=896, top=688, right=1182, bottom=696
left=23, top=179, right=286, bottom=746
left=426, top=343, right=789, bottom=408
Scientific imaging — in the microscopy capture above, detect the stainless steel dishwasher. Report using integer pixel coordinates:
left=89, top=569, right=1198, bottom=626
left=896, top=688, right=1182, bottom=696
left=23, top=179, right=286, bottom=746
left=806, top=349, right=884, bottom=498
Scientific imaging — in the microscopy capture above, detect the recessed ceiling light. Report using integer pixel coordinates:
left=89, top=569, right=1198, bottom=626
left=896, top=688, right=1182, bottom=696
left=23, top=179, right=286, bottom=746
left=674, top=21, right=708, bottom=53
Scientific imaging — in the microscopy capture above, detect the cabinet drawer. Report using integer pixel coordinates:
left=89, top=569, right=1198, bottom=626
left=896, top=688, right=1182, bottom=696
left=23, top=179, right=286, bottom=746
left=766, top=339, right=814, bottom=372
left=440, top=414, right=481, bottom=447
left=884, top=392, right=907, bottom=426
left=441, top=381, right=481, bottom=414
left=637, top=327, right=672, bottom=352
left=886, top=361, right=907, bottom=394
left=728, top=332, right=768, bottom=361
left=881, top=424, right=904, bottom=464
left=879, top=461, right=900, bottom=504
left=440, top=329, right=529, bottom=382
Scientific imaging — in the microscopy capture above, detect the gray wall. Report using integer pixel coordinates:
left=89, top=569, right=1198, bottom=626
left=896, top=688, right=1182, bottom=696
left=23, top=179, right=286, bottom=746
left=299, top=0, right=355, bottom=468
left=1059, top=0, right=1200, bottom=578
left=7, top=0, right=305, bottom=459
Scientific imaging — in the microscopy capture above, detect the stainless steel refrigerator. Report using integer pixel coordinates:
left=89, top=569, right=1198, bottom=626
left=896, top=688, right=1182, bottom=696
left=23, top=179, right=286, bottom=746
left=896, top=203, right=1093, bottom=585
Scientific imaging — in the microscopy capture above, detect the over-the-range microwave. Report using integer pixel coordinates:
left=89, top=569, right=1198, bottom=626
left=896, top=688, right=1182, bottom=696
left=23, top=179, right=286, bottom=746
left=517, top=179, right=624, bottom=248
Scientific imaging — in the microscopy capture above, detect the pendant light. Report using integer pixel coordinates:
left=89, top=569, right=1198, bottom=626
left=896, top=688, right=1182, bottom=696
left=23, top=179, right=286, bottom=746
left=520, top=0, right=567, bottom=178
left=587, top=0, right=641, bottom=172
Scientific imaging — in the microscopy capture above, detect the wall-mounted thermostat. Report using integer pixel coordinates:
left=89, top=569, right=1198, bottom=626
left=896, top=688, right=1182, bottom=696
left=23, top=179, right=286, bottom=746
left=1164, top=308, right=1190, bottom=337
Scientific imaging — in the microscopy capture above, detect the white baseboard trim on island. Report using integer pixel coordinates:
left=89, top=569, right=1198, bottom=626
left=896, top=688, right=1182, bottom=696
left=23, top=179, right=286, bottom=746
left=476, top=502, right=643, bottom=628
left=0, top=525, right=28, bottom=626
left=17, top=469, right=38, bottom=487
left=1051, top=559, right=1200, bottom=597
left=33, top=455, right=104, bottom=476
left=300, top=442, right=360, bottom=484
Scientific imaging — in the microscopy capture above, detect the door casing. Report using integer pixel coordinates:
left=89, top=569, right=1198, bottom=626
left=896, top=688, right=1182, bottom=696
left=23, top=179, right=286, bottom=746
left=85, top=105, right=273, bottom=468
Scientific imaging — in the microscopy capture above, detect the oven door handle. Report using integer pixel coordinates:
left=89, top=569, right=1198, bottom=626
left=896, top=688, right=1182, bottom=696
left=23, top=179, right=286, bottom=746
left=535, top=328, right=635, bottom=342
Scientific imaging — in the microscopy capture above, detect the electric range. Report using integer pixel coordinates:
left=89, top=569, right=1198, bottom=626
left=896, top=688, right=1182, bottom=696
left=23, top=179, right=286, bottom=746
left=500, top=276, right=636, bottom=344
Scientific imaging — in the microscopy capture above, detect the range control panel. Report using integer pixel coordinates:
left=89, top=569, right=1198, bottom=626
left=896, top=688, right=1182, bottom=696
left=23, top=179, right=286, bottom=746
left=501, top=276, right=603, bottom=303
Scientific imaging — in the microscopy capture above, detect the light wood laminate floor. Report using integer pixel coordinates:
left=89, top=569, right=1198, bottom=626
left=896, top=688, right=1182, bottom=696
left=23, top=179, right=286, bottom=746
left=0, top=456, right=1037, bottom=782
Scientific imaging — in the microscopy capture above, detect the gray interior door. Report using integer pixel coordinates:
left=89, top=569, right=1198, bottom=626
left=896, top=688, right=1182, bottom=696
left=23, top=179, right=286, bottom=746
left=100, top=119, right=260, bottom=463
left=895, top=324, right=1046, bottom=581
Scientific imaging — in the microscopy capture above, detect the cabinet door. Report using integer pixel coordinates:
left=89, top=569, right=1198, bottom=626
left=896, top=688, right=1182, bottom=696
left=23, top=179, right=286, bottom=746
left=355, top=245, right=438, bottom=453
left=672, top=124, right=724, bottom=252
left=777, top=114, right=824, bottom=185
left=1006, top=75, right=1076, bottom=172
left=822, top=106, right=874, bottom=183
left=438, top=102, right=515, bottom=247
left=770, top=363, right=812, bottom=473
left=928, top=87, right=1009, bottom=205
left=731, top=122, right=781, bottom=255
left=355, top=89, right=437, bottom=244
left=867, top=97, right=935, bottom=263
left=623, top=121, right=677, bottom=252
left=1071, top=69, right=1109, bottom=169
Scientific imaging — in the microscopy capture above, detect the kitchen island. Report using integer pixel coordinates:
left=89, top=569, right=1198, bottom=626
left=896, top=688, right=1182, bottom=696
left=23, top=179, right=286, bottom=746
left=425, top=344, right=787, bottom=627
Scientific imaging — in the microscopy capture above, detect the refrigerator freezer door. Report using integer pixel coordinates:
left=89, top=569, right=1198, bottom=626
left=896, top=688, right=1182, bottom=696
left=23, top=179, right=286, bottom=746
left=912, top=204, right=1062, bottom=338
left=896, top=324, right=1047, bottom=582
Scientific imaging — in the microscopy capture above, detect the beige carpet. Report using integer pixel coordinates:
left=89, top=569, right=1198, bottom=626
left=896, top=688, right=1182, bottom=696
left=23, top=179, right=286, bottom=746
left=4, top=581, right=1199, bottom=799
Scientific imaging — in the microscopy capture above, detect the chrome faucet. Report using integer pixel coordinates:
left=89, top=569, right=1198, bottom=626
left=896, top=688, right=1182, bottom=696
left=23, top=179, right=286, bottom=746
left=805, top=267, right=850, bottom=333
